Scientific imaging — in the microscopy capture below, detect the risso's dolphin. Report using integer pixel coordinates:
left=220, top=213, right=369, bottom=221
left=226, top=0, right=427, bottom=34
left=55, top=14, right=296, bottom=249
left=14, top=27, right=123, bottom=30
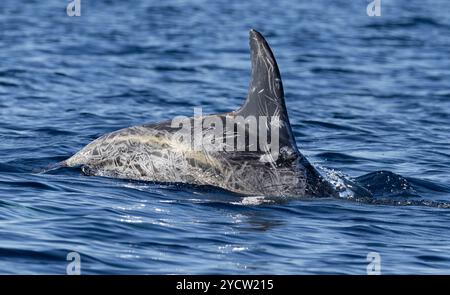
left=62, top=29, right=371, bottom=198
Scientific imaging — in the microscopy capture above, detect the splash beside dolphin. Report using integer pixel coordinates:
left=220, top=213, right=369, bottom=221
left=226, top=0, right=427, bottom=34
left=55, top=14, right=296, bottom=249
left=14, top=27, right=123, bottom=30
left=62, top=29, right=370, bottom=198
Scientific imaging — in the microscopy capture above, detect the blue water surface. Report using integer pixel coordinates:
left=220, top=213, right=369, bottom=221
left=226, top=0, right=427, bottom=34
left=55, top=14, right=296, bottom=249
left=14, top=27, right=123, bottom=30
left=1, top=0, right=450, bottom=274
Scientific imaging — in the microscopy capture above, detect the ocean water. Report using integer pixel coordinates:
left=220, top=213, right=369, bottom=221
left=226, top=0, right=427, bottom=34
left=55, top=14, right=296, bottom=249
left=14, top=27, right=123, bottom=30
left=1, top=0, right=450, bottom=274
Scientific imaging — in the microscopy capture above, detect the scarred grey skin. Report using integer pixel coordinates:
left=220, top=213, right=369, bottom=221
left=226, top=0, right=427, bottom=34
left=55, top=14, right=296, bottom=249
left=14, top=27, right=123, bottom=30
left=63, top=30, right=352, bottom=198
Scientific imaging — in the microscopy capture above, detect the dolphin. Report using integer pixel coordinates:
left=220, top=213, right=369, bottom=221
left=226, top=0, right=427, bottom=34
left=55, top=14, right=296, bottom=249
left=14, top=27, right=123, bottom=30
left=62, top=29, right=370, bottom=198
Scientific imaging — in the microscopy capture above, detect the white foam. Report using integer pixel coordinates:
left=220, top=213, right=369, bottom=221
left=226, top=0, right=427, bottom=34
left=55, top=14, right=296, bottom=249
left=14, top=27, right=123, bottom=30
left=232, top=196, right=269, bottom=205
left=316, top=165, right=356, bottom=199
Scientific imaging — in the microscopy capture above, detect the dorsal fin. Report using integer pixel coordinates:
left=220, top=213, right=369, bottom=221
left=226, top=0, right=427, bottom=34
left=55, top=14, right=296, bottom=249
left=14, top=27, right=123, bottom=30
left=235, top=29, right=298, bottom=152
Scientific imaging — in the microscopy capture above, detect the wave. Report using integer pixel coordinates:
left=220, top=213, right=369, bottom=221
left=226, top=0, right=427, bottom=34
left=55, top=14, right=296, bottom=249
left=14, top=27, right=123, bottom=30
left=363, top=16, right=450, bottom=30
left=319, top=167, right=450, bottom=209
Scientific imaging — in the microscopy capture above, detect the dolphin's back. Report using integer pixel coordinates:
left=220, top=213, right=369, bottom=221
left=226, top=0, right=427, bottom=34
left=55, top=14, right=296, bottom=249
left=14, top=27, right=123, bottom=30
left=65, top=116, right=316, bottom=197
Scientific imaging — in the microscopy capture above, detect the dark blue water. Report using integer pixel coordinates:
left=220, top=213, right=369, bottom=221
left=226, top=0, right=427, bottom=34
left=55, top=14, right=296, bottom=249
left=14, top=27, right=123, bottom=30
left=1, top=0, right=450, bottom=274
